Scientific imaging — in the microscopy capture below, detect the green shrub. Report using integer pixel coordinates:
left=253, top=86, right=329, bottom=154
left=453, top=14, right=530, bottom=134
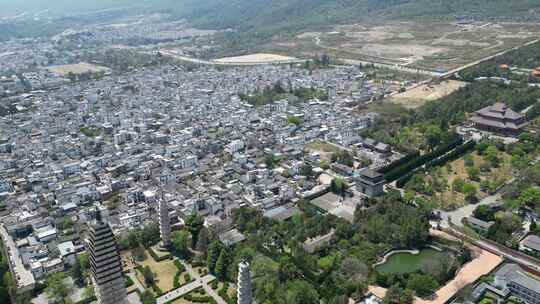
left=148, top=247, right=171, bottom=262
left=124, top=275, right=134, bottom=288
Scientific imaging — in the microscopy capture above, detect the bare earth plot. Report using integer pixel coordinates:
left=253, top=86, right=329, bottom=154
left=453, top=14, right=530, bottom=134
left=212, top=53, right=298, bottom=64
left=266, top=21, right=540, bottom=72
left=47, top=62, right=110, bottom=76
left=388, top=80, right=468, bottom=109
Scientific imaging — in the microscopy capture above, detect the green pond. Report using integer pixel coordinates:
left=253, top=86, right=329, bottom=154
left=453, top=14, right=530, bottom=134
left=374, top=249, right=446, bottom=275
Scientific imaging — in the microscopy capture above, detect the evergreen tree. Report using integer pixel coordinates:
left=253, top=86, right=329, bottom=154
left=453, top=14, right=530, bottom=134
left=215, top=248, right=230, bottom=281
left=196, top=227, right=210, bottom=253
left=171, top=231, right=191, bottom=259
left=71, top=257, right=84, bottom=286
left=185, top=214, right=204, bottom=249
left=143, top=266, right=154, bottom=286
left=45, top=273, right=73, bottom=304
left=141, top=289, right=156, bottom=304
left=207, top=241, right=223, bottom=274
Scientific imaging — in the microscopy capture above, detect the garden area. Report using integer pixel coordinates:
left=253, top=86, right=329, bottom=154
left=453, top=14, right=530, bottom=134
left=220, top=191, right=475, bottom=303
left=136, top=254, right=180, bottom=293
left=403, top=142, right=514, bottom=210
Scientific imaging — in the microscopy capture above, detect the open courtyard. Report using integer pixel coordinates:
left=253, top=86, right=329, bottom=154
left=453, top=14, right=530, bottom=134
left=138, top=254, right=178, bottom=292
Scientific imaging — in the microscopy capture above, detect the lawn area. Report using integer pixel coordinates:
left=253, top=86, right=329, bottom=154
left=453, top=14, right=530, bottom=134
left=436, top=151, right=511, bottom=208
left=177, top=271, right=193, bottom=287
left=192, top=265, right=209, bottom=277
left=306, top=140, right=342, bottom=154
left=306, top=140, right=349, bottom=162
left=139, top=253, right=178, bottom=292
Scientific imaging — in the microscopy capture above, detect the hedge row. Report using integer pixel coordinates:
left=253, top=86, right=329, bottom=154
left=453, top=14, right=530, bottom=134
left=75, top=296, right=97, bottom=304
left=124, top=275, right=134, bottom=288
left=385, top=136, right=464, bottom=182
left=148, top=247, right=172, bottom=262
left=183, top=294, right=217, bottom=303
left=191, top=261, right=206, bottom=267
left=396, top=140, right=476, bottom=188
left=218, top=282, right=237, bottom=304
left=173, top=260, right=184, bottom=270
left=426, top=140, right=476, bottom=168
left=173, top=259, right=186, bottom=288
left=378, top=151, right=420, bottom=174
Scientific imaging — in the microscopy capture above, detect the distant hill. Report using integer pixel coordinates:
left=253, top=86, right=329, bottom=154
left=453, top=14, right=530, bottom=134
left=1, top=0, right=539, bottom=41
left=3, top=0, right=539, bottom=24
left=171, top=0, right=540, bottom=32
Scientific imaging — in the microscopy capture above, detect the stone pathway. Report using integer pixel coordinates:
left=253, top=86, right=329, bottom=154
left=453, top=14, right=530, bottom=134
left=156, top=260, right=226, bottom=304
left=183, top=262, right=227, bottom=304
left=127, top=271, right=145, bottom=293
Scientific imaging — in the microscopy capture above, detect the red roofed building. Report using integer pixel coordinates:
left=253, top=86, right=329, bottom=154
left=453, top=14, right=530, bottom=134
left=468, top=102, right=528, bottom=136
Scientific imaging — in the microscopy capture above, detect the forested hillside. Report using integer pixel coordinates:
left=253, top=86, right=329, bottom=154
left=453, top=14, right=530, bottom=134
left=171, top=0, right=540, bottom=32
left=2, top=0, right=540, bottom=41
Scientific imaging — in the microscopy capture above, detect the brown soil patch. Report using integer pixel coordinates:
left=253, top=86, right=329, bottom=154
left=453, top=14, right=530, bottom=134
left=139, top=254, right=178, bottom=292
left=388, top=80, right=468, bottom=109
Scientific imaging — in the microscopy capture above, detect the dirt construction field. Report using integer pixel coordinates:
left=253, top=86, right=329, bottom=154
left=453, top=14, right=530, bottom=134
left=47, top=62, right=109, bottom=76
left=213, top=53, right=298, bottom=64
left=388, top=80, right=468, bottom=109
left=266, top=21, right=540, bottom=72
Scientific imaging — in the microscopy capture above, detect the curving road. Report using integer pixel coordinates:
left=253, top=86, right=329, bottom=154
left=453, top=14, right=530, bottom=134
left=438, top=193, right=501, bottom=229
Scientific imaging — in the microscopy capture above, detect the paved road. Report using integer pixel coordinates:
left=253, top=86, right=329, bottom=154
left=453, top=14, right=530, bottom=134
left=438, top=193, right=501, bottom=229
left=441, top=38, right=540, bottom=78
left=315, top=32, right=539, bottom=80
left=445, top=228, right=540, bottom=273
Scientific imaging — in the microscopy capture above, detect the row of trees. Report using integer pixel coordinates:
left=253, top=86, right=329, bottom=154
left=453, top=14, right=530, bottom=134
left=0, top=242, right=12, bottom=304
left=460, top=41, right=540, bottom=81
left=238, top=81, right=327, bottom=107
left=417, top=82, right=540, bottom=126
left=384, top=134, right=462, bottom=183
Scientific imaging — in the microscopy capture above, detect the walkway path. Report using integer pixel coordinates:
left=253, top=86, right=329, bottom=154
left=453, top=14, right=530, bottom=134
left=183, top=262, right=227, bottom=304
left=437, top=193, right=501, bottom=229
left=155, top=260, right=225, bottom=304
left=445, top=228, right=540, bottom=273
left=157, top=279, right=202, bottom=304
left=127, top=271, right=145, bottom=293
